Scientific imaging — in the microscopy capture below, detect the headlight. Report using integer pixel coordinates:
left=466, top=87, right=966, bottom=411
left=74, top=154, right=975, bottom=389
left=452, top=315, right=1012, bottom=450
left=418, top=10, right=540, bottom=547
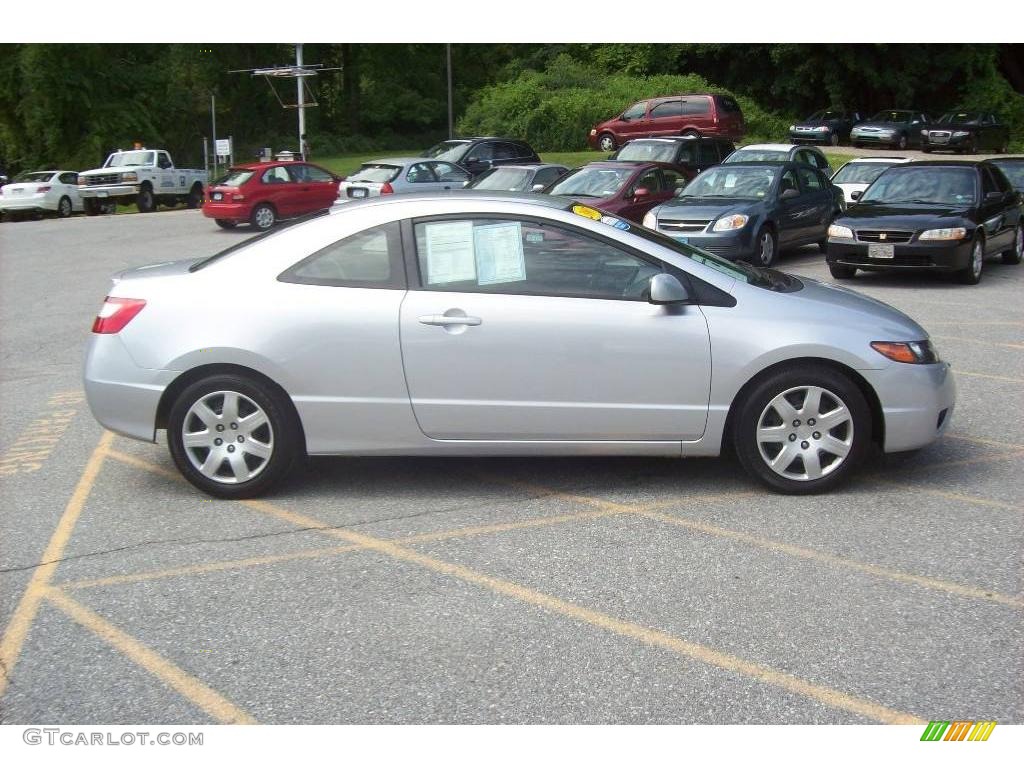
left=919, top=227, right=967, bottom=241
left=589, top=129, right=597, bottom=136
left=814, top=125, right=828, bottom=131
left=121, top=172, right=138, bottom=182
left=789, top=125, right=796, bottom=131
left=952, top=131, right=970, bottom=137
left=642, top=211, right=657, bottom=229
left=920, top=130, right=928, bottom=136
left=828, top=224, right=854, bottom=239
left=870, top=340, right=939, bottom=364
left=712, top=214, right=749, bottom=232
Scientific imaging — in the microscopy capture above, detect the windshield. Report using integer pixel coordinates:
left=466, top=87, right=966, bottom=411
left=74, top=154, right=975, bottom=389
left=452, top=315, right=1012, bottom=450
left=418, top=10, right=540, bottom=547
left=548, top=167, right=633, bottom=198
left=14, top=171, right=55, bottom=183
left=616, top=141, right=684, bottom=164
left=807, top=110, right=842, bottom=121
left=422, top=141, right=469, bottom=162
left=832, top=162, right=896, bottom=185
left=859, top=167, right=976, bottom=206
left=936, top=112, right=979, bottom=124
left=868, top=110, right=912, bottom=123
left=217, top=169, right=254, bottom=187
left=681, top=166, right=776, bottom=198
left=724, top=149, right=787, bottom=163
left=469, top=167, right=534, bottom=191
left=349, top=164, right=401, bottom=183
left=105, top=151, right=155, bottom=168
left=991, top=161, right=1024, bottom=189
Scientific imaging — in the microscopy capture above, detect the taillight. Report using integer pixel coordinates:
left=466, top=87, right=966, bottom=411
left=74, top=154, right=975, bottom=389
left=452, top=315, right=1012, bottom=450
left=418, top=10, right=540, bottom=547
left=92, top=297, right=146, bottom=334
left=380, top=182, right=394, bottom=195
left=38, top=186, right=51, bottom=193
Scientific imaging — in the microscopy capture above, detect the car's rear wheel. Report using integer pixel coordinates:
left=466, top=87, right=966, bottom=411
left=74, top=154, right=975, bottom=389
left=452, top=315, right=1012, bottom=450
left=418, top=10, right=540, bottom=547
left=57, top=196, right=73, bottom=218
left=921, top=146, right=932, bottom=154
left=598, top=133, right=616, bottom=152
left=753, top=225, right=776, bottom=267
left=962, top=137, right=977, bottom=156
left=167, top=374, right=300, bottom=498
left=895, top=134, right=908, bottom=150
left=829, top=132, right=839, bottom=146
left=1002, top=225, right=1022, bottom=265
left=215, top=219, right=238, bottom=229
left=250, top=203, right=276, bottom=231
left=733, top=366, right=870, bottom=494
left=957, top=238, right=985, bottom=284
left=828, top=263, right=857, bottom=279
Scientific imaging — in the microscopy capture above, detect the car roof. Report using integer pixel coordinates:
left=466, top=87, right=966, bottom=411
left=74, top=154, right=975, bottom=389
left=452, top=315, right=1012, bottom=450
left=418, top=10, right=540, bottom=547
left=584, top=160, right=678, bottom=170
left=232, top=160, right=315, bottom=170
left=843, top=157, right=914, bottom=164
left=734, top=144, right=807, bottom=152
left=989, top=156, right=1024, bottom=163
left=711, top=160, right=793, bottom=169
left=481, top=163, right=565, bottom=170
left=360, top=157, right=436, bottom=167
left=330, top=189, right=572, bottom=211
left=901, top=160, right=986, bottom=168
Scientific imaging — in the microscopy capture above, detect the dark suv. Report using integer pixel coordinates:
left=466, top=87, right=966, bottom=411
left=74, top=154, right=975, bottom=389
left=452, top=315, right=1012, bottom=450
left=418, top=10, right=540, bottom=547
left=588, top=94, right=745, bottom=152
left=422, top=137, right=541, bottom=178
left=609, top=136, right=735, bottom=182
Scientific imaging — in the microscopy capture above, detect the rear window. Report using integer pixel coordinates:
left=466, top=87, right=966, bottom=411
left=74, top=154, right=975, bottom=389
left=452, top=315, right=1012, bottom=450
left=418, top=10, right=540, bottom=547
left=681, top=97, right=710, bottom=116
left=616, top=141, right=683, bottom=164
left=716, top=95, right=741, bottom=114
left=832, top=162, right=894, bottom=185
left=218, top=169, right=254, bottom=187
left=349, top=164, right=401, bottom=183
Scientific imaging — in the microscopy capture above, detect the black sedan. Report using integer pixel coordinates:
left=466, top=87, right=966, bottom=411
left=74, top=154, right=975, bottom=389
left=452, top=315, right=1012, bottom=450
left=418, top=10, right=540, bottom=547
left=921, top=112, right=1010, bottom=155
left=826, top=161, right=1023, bottom=284
left=850, top=110, right=929, bottom=150
left=643, top=161, right=844, bottom=267
left=422, top=137, right=541, bottom=178
left=466, top=163, right=569, bottom=192
left=789, top=108, right=864, bottom=146
left=989, top=157, right=1024, bottom=193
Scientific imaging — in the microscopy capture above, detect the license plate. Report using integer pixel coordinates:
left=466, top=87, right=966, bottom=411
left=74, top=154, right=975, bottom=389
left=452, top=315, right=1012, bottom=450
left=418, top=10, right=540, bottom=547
left=868, top=244, right=894, bottom=259
left=97, top=191, right=108, bottom=198
left=212, top=192, right=223, bottom=201
left=350, top=188, right=367, bottom=198
left=11, top=189, right=24, bottom=196
left=932, top=136, right=949, bottom=144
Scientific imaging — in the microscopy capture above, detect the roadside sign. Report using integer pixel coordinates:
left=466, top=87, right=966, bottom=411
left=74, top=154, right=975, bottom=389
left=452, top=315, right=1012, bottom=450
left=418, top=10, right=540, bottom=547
left=215, top=138, right=231, bottom=157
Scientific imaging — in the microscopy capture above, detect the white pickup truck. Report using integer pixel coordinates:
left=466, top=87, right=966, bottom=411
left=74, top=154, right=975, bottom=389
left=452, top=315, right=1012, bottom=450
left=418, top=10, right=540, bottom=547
left=77, top=149, right=207, bottom=214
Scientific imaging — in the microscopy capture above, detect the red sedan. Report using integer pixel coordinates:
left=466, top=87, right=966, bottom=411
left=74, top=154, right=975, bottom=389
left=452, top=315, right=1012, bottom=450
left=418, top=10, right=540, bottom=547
left=544, top=161, right=685, bottom=223
left=203, top=161, right=341, bottom=231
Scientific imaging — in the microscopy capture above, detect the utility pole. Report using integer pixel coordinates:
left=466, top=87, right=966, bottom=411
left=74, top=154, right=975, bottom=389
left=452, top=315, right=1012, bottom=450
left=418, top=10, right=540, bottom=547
left=446, top=43, right=453, bottom=139
left=297, top=43, right=306, bottom=157
left=210, top=93, right=217, bottom=180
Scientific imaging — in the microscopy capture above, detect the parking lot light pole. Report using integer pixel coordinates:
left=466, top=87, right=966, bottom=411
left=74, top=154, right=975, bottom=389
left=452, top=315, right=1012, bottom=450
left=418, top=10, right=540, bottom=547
left=447, top=44, right=453, bottom=139
left=297, top=43, right=306, bottom=157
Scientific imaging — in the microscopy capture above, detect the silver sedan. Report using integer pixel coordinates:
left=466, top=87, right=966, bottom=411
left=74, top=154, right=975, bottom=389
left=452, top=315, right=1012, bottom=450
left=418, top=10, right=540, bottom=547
left=84, top=193, right=956, bottom=498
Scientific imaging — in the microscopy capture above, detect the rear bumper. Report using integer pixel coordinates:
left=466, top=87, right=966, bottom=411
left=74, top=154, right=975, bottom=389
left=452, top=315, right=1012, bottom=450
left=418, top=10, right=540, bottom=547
left=826, top=238, right=973, bottom=272
left=0, top=194, right=57, bottom=212
left=862, top=362, right=957, bottom=452
left=202, top=201, right=252, bottom=221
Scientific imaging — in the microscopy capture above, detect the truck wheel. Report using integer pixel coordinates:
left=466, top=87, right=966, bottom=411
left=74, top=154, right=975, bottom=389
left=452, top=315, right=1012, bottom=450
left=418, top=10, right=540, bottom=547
left=136, top=184, right=156, bottom=213
left=187, top=183, right=204, bottom=209
left=250, top=203, right=276, bottom=231
left=84, top=198, right=99, bottom=216
left=215, top=219, right=238, bottom=230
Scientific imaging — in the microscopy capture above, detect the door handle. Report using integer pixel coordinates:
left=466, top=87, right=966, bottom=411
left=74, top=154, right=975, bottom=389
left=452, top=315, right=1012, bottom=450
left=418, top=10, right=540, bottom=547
left=418, top=314, right=482, bottom=327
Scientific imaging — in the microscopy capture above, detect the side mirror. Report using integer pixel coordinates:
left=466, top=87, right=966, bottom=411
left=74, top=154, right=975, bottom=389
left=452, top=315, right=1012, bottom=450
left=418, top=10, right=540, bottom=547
left=850, top=190, right=863, bottom=201
left=781, top=187, right=800, bottom=200
left=649, top=273, right=691, bottom=305
left=633, top=186, right=650, bottom=200
left=985, top=191, right=1002, bottom=202
left=531, top=183, right=545, bottom=191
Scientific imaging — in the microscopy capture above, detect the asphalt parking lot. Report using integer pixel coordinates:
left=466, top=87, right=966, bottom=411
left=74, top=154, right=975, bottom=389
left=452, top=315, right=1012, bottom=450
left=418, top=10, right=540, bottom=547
left=0, top=209, right=1021, bottom=725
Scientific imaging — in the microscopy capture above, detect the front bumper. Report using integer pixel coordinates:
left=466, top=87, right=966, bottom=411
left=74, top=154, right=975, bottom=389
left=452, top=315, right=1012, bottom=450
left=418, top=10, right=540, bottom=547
left=851, top=132, right=898, bottom=145
left=789, top=129, right=832, bottom=143
left=79, top=184, right=138, bottom=198
left=921, top=134, right=971, bottom=150
left=827, top=238, right=973, bottom=272
left=862, top=361, right=956, bottom=453
left=660, top=228, right=756, bottom=261
left=84, top=334, right=177, bottom=443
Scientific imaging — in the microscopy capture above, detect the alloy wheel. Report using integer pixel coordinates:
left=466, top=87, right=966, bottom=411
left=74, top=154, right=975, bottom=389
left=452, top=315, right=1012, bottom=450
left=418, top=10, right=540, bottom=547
left=971, top=240, right=983, bottom=279
left=756, top=385, right=853, bottom=481
left=254, top=206, right=275, bottom=229
left=758, top=230, right=775, bottom=266
left=181, top=390, right=274, bottom=484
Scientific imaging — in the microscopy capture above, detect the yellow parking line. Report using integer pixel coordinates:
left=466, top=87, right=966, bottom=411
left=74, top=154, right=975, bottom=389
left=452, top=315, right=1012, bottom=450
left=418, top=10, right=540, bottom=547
left=106, top=448, right=180, bottom=480
left=926, top=320, right=1024, bottom=327
left=45, top=588, right=255, bottom=724
left=883, top=449, right=1024, bottom=473
left=238, top=499, right=922, bottom=724
left=952, top=370, right=1024, bottom=384
left=931, top=335, right=1024, bottom=351
left=876, top=479, right=1023, bottom=513
left=943, top=434, right=1024, bottom=451
left=0, top=431, right=112, bottom=700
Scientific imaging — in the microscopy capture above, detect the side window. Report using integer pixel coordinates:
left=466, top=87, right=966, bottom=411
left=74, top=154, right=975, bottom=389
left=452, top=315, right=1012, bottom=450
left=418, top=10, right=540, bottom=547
left=431, top=162, right=469, bottom=183
left=797, top=167, right=823, bottom=192
left=157, top=152, right=173, bottom=169
left=494, top=143, right=521, bottom=160
left=406, top=163, right=438, bottom=184
left=660, top=169, right=686, bottom=193
left=299, top=165, right=334, bottom=182
left=261, top=167, right=291, bottom=184
left=981, top=168, right=999, bottom=196
left=622, top=101, right=647, bottom=120
left=650, top=100, right=683, bottom=119
left=779, top=169, right=799, bottom=195
left=532, top=167, right=564, bottom=188
left=681, top=97, right=711, bottom=116
left=59, top=172, right=78, bottom=185
left=413, top=218, right=663, bottom=301
left=989, top=166, right=1011, bottom=194
left=279, top=222, right=405, bottom=289
left=470, top=143, right=496, bottom=162
left=696, top=142, right=718, bottom=166
left=629, top=169, right=661, bottom=195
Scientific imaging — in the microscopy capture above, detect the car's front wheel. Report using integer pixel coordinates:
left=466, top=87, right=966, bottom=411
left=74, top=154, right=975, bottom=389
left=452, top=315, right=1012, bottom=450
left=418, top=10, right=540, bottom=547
left=1003, top=225, right=1023, bottom=265
left=957, top=238, right=985, bottom=284
left=167, top=374, right=300, bottom=498
left=598, top=133, right=616, bottom=152
left=895, top=134, right=908, bottom=150
left=753, top=225, right=777, bottom=267
left=733, top=366, right=871, bottom=494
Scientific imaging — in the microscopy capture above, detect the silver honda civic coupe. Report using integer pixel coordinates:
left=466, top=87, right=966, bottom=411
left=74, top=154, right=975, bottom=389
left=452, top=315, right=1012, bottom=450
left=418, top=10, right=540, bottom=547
left=84, top=192, right=955, bottom=498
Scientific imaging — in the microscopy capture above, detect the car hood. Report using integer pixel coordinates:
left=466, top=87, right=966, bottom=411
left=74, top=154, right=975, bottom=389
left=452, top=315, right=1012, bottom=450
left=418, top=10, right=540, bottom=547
left=655, top=198, right=764, bottom=219
left=793, top=120, right=842, bottom=128
left=785, top=275, right=928, bottom=339
left=837, top=204, right=973, bottom=229
left=84, top=165, right=147, bottom=175
left=853, top=122, right=906, bottom=131
left=923, top=122, right=979, bottom=132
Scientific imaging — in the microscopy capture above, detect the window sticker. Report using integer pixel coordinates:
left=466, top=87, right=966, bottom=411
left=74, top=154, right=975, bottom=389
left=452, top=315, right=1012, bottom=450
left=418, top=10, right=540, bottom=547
left=474, top=222, right=526, bottom=285
left=571, top=204, right=602, bottom=220
left=600, top=215, right=630, bottom=231
left=424, top=221, right=477, bottom=284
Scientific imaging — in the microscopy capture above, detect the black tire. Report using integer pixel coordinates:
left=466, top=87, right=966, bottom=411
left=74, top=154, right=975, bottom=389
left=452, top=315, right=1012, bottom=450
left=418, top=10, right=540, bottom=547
left=84, top=198, right=99, bottom=216
left=598, top=133, right=617, bottom=153
left=1002, top=225, right=1022, bottom=265
left=136, top=184, right=156, bottom=213
left=57, top=196, right=73, bottom=218
left=962, top=137, right=977, bottom=156
left=732, top=365, right=871, bottom=494
left=752, top=225, right=777, bottom=267
left=957, top=237, right=985, bottom=285
left=250, top=203, right=276, bottom=231
left=997, top=139, right=1008, bottom=154
left=895, top=134, right=908, bottom=150
left=829, top=132, right=839, bottom=146
left=187, top=183, right=204, bottom=209
left=828, top=263, right=857, bottom=279
left=853, top=142, right=863, bottom=149
left=215, top=219, right=238, bottom=230
left=167, top=374, right=300, bottom=499
left=921, top=146, right=932, bottom=154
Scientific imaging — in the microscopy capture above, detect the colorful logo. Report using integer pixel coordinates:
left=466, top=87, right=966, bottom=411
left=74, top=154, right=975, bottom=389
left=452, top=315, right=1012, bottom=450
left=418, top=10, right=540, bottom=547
left=921, top=721, right=996, bottom=741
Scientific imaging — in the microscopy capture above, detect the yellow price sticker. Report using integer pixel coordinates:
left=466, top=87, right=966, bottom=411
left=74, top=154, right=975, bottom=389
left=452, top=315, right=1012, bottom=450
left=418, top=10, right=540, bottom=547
left=571, top=204, right=602, bottom=220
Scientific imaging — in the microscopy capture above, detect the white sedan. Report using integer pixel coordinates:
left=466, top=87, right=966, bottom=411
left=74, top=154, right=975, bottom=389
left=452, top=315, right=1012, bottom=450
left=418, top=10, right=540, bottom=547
left=0, top=170, right=84, bottom=219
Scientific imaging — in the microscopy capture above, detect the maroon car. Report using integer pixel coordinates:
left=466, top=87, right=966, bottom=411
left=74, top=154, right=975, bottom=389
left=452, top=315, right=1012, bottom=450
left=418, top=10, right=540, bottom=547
left=587, top=94, right=745, bottom=152
left=544, top=161, right=684, bottom=223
